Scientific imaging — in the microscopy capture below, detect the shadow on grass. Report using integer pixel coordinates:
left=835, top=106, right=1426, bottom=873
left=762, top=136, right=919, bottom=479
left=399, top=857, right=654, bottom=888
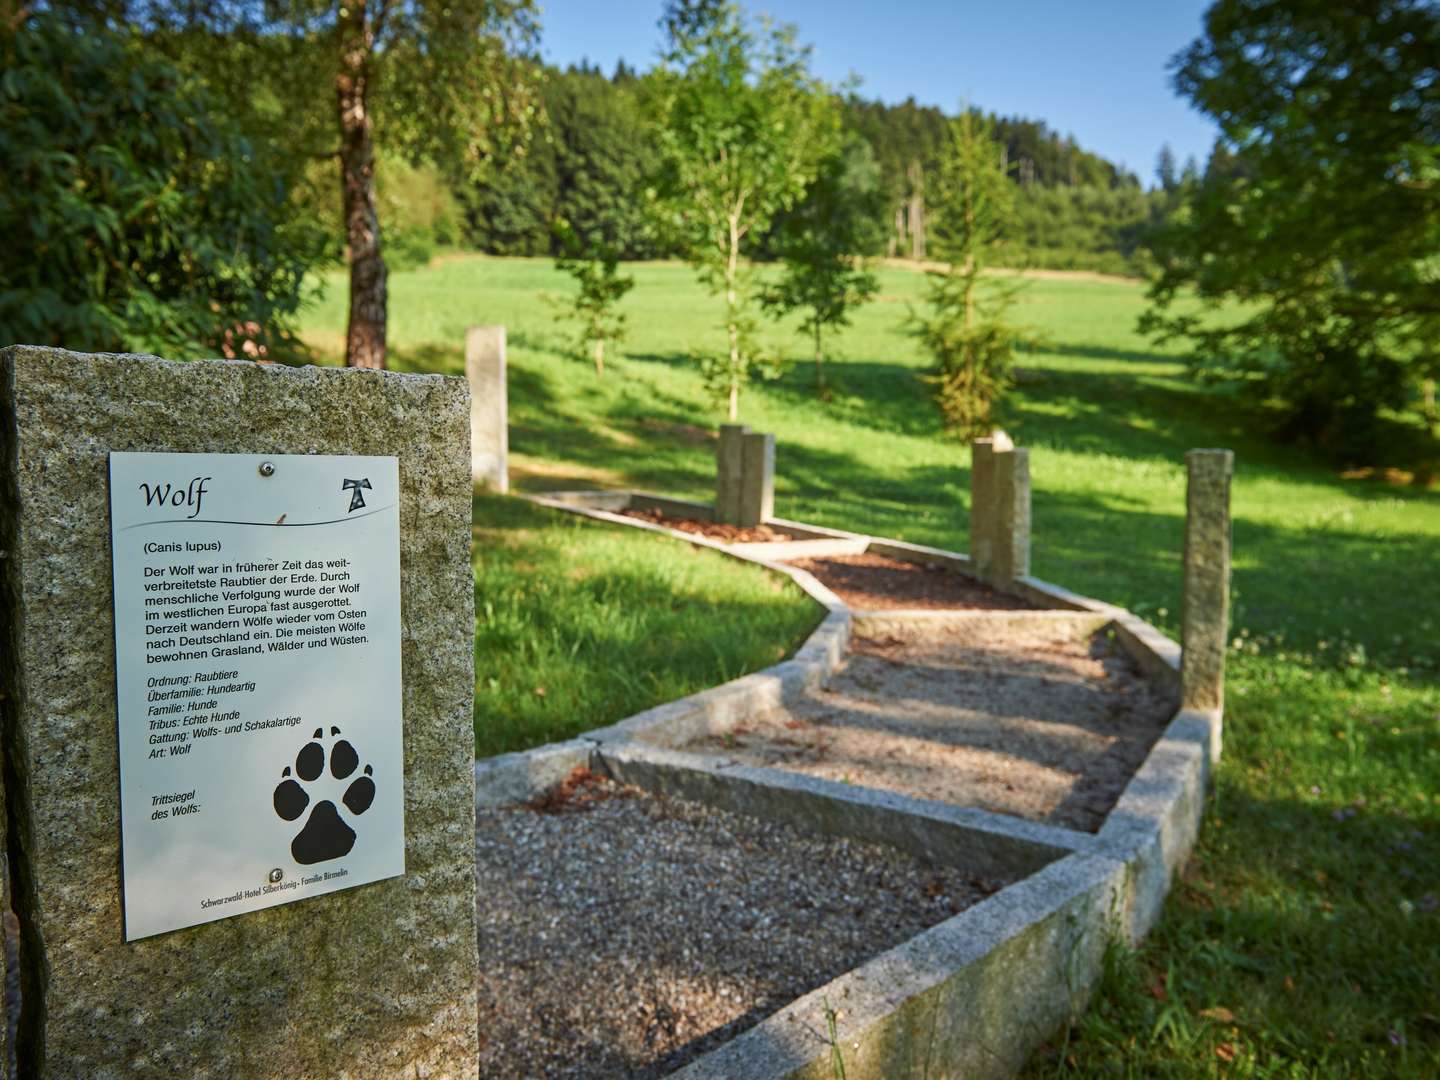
left=1026, top=339, right=1185, bottom=367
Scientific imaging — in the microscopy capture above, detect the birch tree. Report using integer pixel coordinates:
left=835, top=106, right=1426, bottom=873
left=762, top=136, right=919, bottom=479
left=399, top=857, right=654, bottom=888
left=650, top=0, right=835, bottom=419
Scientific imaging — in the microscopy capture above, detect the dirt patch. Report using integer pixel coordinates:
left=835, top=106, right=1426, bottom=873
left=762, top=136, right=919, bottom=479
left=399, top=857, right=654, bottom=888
left=693, top=628, right=1177, bottom=833
left=785, top=552, right=1037, bottom=611
left=620, top=507, right=801, bottom=544
left=476, top=768, right=1005, bottom=1078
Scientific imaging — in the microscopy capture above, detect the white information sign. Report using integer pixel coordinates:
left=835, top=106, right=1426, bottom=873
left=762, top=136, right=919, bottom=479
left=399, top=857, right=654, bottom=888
left=109, top=452, right=405, bottom=940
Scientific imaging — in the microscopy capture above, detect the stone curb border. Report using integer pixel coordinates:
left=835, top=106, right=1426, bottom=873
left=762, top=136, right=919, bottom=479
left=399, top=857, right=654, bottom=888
left=473, top=490, right=1221, bottom=1078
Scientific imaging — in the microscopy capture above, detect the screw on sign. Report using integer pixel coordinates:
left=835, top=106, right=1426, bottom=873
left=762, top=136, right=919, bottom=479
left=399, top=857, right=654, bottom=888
left=343, top=477, right=371, bottom=512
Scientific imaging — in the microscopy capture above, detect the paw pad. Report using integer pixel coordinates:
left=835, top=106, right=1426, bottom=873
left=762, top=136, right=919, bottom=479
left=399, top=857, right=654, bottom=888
left=273, top=727, right=375, bottom=865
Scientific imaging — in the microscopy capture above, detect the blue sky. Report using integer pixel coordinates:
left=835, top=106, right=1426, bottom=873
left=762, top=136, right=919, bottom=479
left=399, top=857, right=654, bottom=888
left=537, top=0, right=1222, bottom=187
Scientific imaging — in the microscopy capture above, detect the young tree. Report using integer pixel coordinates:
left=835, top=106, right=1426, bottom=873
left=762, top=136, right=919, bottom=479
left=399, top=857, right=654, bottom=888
left=75, top=0, right=541, bottom=369
left=551, top=224, right=634, bottom=377
left=761, top=137, right=886, bottom=397
left=912, top=111, right=1027, bottom=436
left=650, top=0, right=835, bottom=419
left=1142, top=0, right=1440, bottom=456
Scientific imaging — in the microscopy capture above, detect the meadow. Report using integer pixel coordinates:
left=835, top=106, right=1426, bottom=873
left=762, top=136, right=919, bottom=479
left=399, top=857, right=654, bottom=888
left=301, top=255, right=1439, bottom=1075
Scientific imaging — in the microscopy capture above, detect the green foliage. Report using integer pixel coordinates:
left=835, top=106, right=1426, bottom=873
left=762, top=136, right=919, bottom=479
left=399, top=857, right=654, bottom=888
left=843, top=95, right=1142, bottom=258
left=543, top=66, right=660, bottom=258
left=1009, top=184, right=1157, bottom=276
left=1142, top=0, right=1440, bottom=462
left=378, top=158, right=462, bottom=270
left=74, top=0, right=543, bottom=367
left=551, top=224, right=635, bottom=376
left=913, top=281, right=1024, bottom=436
left=462, top=64, right=660, bottom=258
left=761, top=137, right=885, bottom=396
left=650, top=0, right=837, bottom=418
left=913, top=112, right=1028, bottom=435
left=0, top=14, right=325, bottom=357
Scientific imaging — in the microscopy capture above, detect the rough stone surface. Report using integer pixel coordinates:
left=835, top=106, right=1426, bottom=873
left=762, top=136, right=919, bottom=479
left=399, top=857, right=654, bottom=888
left=0, top=347, right=477, bottom=1078
left=1098, top=707, right=1218, bottom=942
left=715, top=423, right=747, bottom=524
left=969, top=437, right=998, bottom=576
left=739, top=431, right=775, bottom=527
left=1180, top=449, right=1233, bottom=710
left=473, top=739, right=594, bottom=810
left=466, top=324, right=508, bottom=492
left=673, top=851, right=1125, bottom=1080
left=993, top=446, right=1031, bottom=583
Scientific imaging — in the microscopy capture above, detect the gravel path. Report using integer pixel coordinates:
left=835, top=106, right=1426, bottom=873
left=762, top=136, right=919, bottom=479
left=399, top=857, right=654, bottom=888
left=693, top=628, right=1177, bottom=832
left=475, top=770, right=1004, bottom=1078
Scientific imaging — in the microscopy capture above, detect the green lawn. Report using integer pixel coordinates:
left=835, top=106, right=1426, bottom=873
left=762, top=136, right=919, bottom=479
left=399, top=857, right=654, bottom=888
left=301, top=255, right=1439, bottom=1076
left=468, top=492, right=818, bottom=757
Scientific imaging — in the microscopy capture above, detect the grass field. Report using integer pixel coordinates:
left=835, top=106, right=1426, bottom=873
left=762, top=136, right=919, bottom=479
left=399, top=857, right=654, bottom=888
left=301, top=255, right=1439, bottom=1075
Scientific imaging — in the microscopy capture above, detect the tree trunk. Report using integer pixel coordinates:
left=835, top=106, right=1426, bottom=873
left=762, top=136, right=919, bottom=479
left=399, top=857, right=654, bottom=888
left=907, top=159, right=925, bottom=261
left=593, top=337, right=605, bottom=378
left=813, top=323, right=826, bottom=397
left=337, top=1, right=387, bottom=370
left=726, top=211, right=741, bottom=421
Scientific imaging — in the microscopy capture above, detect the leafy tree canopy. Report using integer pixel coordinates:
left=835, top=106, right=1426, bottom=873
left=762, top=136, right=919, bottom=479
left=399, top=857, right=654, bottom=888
left=1143, top=0, right=1440, bottom=455
left=0, top=12, right=326, bottom=357
left=63, top=0, right=543, bottom=368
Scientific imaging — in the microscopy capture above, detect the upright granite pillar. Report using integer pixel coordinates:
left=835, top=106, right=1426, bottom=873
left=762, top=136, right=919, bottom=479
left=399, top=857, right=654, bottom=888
left=0, top=347, right=478, bottom=1077
left=992, top=445, right=1031, bottom=585
left=738, top=431, right=775, bottom=528
left=467, top=324, right=508, bottom=492
left=1181, top=449, right=1233, bottom=712
left=969, top=432, right=1012, bottom=580
left=969, top=438, right=997, bottom=577
left=715, top=423, right=748, bottom=525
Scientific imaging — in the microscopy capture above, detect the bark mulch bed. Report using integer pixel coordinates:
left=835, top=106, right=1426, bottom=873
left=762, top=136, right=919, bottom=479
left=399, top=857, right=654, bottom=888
left=692, top=628, right=1178, bottom=834
left=475, top=767, right=1007, bottom=1079
left=784, top=552, right=1038, bottom=611
left=620, top=507, right=802, bottom=544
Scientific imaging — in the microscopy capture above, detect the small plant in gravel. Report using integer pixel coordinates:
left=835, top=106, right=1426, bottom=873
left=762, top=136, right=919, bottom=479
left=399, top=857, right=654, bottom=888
left=823, top=996, right=848, bottom=1080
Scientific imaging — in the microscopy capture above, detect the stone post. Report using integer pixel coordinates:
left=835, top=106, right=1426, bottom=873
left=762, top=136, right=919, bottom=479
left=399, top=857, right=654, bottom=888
left=969, top=438, right=997, bottom=577
left=992, top=446, right=1031, bottom=585
left=467, top=324, right=508, bottom=492
left=715, top=423, right=748, bottom=525
left=0, top=347, right=478, bottom=1076
left=969, top=431, right=1012, bottom=580
left=1181, top=449, right=1234, bottom=712
left=738, top=431, right=775, bottom=528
